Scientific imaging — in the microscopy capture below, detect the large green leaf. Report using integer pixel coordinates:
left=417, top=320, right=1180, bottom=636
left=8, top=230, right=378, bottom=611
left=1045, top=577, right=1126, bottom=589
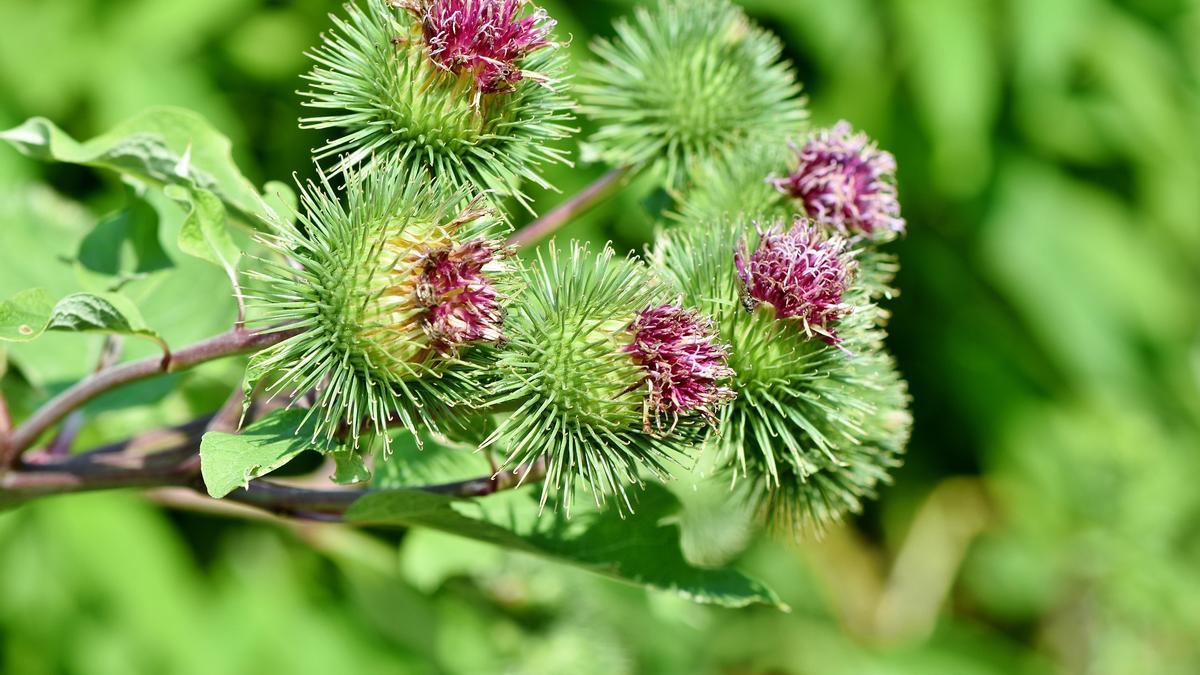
left=372, top=430, right=493, bottom=490
left=164, top=185, right=241, bottom=284
left=76, top=190, right=173, bottom=291
left=0, top=107, right=268, bottom=224
left=346, top=484, right=784, bottom=609
left=0, top=185, right=98, bottom=385
left=0, top=289, right=166, bottom=353
left=0, top=288, right=55, bottom=342
left=199, top=409, right=318, bottom=499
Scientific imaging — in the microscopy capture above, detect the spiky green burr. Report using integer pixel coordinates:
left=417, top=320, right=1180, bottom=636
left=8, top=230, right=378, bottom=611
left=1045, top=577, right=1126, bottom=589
left=483, top=242, right=728, bottom=513
left=246, top=165, right=517, bottom=451
left=579, top=0, right=807, bottom=187
left=652, top=218, right=911, bottom=531
left=671, top=144, right=793, bottom=225
left=301, top=0, right=575, bottom=208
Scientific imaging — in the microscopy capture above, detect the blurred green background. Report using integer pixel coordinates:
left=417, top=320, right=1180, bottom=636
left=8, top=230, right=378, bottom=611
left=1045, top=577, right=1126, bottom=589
left=2, top=0, right=1199, bottom=672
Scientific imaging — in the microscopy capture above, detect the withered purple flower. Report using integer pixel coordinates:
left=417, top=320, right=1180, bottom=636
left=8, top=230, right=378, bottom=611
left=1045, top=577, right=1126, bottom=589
left=402, top=0, right=556, bottom=94
left=624, top=304, right=736, bottom=432
left=772, top=121, right=905, bottom=238
left=415, top=238, right=507, bottom=352
left=735, top=219, right=856, bottom=344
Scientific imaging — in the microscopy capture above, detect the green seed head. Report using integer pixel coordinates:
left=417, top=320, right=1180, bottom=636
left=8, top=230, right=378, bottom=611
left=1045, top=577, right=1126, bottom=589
left=652, top=218, right=911, bottom=532
left=580, top=0, right=807, bottom=186
left=248, top=165, right=517, bottom=449
left=484, top=241, right=709, bottom=514
left=301, top=0, right=575, bottom=208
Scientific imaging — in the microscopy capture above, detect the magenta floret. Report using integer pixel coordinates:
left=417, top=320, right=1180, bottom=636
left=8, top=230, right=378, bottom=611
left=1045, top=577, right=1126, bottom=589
left=403, top=0, right=556, bottom=94
left=416, top=238, right=506, bottom=351
left=772, top=121, right=905, bottom=238
left=735, top=219, right=855, bottom=344
left=624, top=305, right=736, bottom=431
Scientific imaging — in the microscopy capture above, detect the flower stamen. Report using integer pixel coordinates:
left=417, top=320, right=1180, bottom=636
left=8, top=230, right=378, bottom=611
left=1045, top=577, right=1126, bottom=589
left=402, top=0, right=556, bottom=94
left=772, top=121, right=905, bottom=238
left=735, top=219, right=856, bottom=344
left=624, top=304, right=736, bottom=433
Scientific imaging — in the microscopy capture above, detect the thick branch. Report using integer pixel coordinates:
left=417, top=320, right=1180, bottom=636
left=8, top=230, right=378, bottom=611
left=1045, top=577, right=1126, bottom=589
left=212, top=461, right=545, bottom=518
left=2, top=445, right=201, bottom=503
left=1, top=426, right=542, bottom=520
left=0, top=391, right=11, bottom=463
left=4, top=327, right=298, bottom=462
left=507, top=166, right=633, bottom=249
left=215, top=468, right=543, bottom=519
left=219, top=481, right=362, bottom=516
left=0, top=390, right=11, bottom=438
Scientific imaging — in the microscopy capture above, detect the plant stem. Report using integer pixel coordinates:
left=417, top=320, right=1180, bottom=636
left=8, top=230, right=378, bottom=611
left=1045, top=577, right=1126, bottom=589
left=3, top=327, right=299, bottom=463
left=44, top=412, right=85, bottom=458
left=0, top=391, right=12, bottom=467
left=44, top=336, right=125, bottom=458
left=2, top=445, right=201, bottom=503
left=0, top=436, right=542, bottom=519
left=0, top=391, right=11, bottom=439
left=218, top=466, right=544, bottom=519
left=507, top=166, right=633, bottom=249
left=219, top=480, right=362, bottom=516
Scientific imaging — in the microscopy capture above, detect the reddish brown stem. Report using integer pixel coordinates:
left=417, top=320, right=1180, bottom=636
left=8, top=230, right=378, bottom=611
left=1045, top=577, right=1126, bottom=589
left=1, top=418, right=542, bottom=520
left=507, top=167, right=632, bottom=249
left=0, top=390, right=12, bottom=470
left=0, top=391, right=11, bottom=440
left=3, top=327, right=299, bottom=464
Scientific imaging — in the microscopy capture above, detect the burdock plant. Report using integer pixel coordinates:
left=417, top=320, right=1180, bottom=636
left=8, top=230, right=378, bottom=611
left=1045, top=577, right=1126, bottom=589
left=483, top=242, right=734, bottom=512
left=653, top=217, right=911, bottom=530
left=302, top=0, right=575, bottom=206
left=246, top=164, right=517, bottom=449
left=579, top=0, right=808, bottom=186
left=0, top=0, right=913, bottom=606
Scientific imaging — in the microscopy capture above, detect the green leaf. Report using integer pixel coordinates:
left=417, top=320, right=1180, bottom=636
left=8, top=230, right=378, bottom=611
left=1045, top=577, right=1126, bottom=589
left=332, top=449, right=372, bottom=485
left=199, top=409, right=318, bottom=499
left=372, top=431, right=493, bottom=490
left=260, top=180, right=298, bottom=227
left=346, top=484, right=784, bottom=609
left=46, top=292, right=167, bottom=351
left=0, top=107, right=269, bottom=224
left=164, top=185, right=241, bottom=284
left=0, top=184, right=99, bottom=386
left=0, top=288, right=55, bottom=342
left=76, top=190, right=173, bottom=291
left=0, top=289, right=166, bottom=353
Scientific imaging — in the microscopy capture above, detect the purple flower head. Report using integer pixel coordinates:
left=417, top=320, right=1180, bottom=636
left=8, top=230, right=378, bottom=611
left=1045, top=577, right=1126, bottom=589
left=415, top=238, right=506, bottom=352
left=402, top=0, right=556, bottom=94
left=624, top=305, right=736, bottom=432
left=735, top=219, right=856, bottom=344
left=772, top=121, right=905, bottom=238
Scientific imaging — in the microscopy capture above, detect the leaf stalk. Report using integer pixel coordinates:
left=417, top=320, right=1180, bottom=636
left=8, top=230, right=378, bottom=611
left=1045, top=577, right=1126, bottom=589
left=507, top=166, right=633, bottom=248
